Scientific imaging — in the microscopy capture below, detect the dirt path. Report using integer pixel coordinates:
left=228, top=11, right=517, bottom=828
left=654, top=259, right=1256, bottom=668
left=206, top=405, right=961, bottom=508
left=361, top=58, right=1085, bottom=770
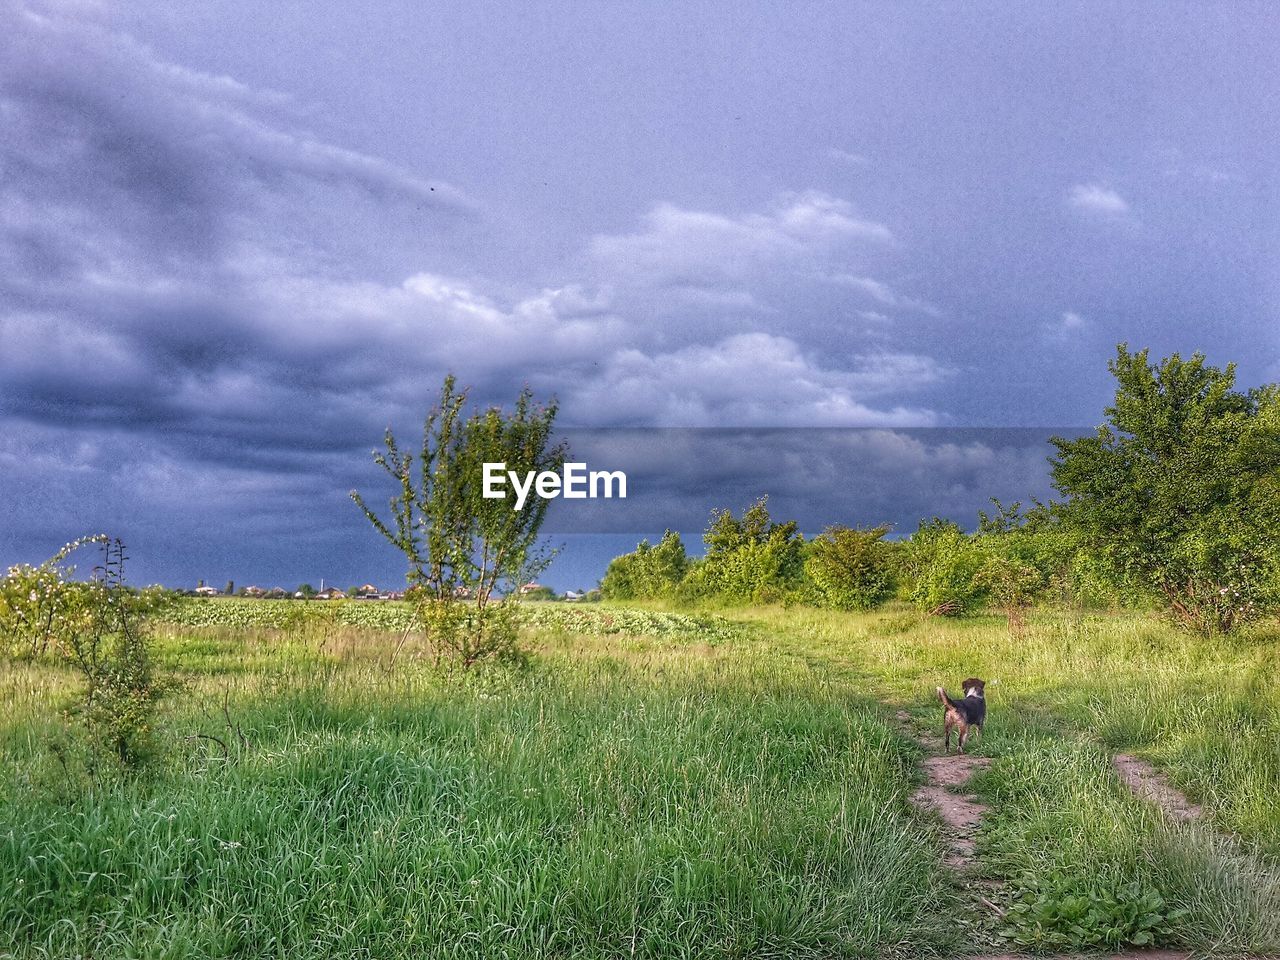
left=1112, top=753, right=1203, bottom=823
left=898, top=710, right=991, bottom=870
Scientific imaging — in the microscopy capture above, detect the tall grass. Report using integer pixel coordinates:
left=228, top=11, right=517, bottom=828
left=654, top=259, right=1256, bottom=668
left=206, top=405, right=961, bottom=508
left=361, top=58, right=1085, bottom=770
left=743, top=604, right=1280, bottom=954
left=0, top=617, right=957, bottom=959
left=4, top=603, right=1279, bottom=956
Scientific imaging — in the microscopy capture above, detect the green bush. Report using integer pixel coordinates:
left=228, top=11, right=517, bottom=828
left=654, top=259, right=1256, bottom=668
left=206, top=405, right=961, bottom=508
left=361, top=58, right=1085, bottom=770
left=1, top=536, right=167, bottom=771
left=681, top=498, right=805, bottom=604
left=804, top=525, right=894, bottom=611
left=600, top=530, right=689, bottom=600
left=903, top=519, right=989, bottom=615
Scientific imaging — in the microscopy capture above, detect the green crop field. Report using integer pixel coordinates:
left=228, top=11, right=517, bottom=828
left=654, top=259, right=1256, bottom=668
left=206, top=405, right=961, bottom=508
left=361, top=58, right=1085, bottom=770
left=2, top=599, right=1279, bottom=958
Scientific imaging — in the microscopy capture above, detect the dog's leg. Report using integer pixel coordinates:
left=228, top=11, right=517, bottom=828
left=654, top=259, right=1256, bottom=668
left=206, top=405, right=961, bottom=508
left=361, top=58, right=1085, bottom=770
left=958, top=726, right=968, bottom=754
left=943, top=717, right=952, bottom=754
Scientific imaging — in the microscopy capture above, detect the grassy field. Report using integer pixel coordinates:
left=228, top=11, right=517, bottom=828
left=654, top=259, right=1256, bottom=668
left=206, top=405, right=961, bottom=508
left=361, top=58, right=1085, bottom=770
left=2, top=600, right=1279, bottom=958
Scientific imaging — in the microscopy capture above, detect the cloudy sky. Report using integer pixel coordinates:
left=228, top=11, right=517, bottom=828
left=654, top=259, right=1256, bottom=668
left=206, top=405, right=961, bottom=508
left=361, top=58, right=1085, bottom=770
left=2, top=1, right=1277, bottom=589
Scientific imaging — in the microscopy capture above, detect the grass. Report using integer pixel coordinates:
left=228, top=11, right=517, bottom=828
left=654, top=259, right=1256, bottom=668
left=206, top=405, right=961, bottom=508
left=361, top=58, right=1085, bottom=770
left=2, top=600, right=1279, bottom=957
left=0, top=608, right=956, bottom=959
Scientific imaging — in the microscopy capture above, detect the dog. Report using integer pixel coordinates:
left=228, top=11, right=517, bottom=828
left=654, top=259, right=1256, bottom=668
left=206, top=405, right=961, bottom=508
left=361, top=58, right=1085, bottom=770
left=936, top=678, right=986, bottom=754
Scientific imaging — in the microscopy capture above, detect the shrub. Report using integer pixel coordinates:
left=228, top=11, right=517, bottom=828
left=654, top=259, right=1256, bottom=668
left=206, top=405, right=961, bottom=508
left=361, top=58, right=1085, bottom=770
left=600, top=530, right=689, bottom=600
left=0, top=536, right=166, bottom=771
left=804, top=525, right=895, bottom=611
left=681, top=498, right=805, bottom=604
left=903, top=519, right=989, bottom=616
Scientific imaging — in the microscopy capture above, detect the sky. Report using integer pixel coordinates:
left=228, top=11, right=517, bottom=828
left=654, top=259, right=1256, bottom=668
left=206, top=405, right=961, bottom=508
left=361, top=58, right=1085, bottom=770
left=2, top=1, right=1278, bottom=591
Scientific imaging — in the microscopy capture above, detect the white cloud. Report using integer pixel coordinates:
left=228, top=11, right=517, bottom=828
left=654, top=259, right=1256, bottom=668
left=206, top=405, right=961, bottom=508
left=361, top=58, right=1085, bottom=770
left=1068, top=183, right=1130, bottom=216
left=587, top=192, right=893, bottom=288
left=566, top=333, right=941, bottom=427
left=1040, top=309, right=1088, bottom=339
left=829, top=274, right=941, bottom=316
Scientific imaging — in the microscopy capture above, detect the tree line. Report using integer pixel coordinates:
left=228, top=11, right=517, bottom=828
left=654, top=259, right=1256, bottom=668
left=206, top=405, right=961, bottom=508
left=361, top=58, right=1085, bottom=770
left=601, top=346, right=1280, bottom=636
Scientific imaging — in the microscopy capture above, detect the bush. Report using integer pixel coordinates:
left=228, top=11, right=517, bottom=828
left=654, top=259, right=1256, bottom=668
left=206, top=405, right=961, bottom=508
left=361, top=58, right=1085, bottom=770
left=419, top=598, right=524, bottom=670
left=0, top=536, right=166, bottom=771
left=903, top=519, right=989, bottom=616
left=600, top=531, right=689, bottom=600
left=681, top=498, right=805, bottom=604
left=804, top=525, right=895, bottom=611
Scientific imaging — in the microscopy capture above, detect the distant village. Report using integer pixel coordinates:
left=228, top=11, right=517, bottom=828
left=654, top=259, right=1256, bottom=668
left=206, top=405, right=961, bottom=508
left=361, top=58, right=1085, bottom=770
left=185, top=581, right=599, bottom=602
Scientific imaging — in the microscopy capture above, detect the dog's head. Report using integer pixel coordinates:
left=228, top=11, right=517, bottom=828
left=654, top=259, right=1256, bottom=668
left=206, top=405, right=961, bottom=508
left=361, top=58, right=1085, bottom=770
left=961, top=678, right=986, bottom=698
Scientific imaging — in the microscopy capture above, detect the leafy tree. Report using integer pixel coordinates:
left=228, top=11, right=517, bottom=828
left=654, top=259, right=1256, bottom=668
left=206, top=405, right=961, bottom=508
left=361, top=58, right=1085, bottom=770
left=351, top=376, right=566, bottom=666
left=1051, top=346, right=1280, bottom=634
left=296, top=583, right=316, bottom=598
left=804, top=525, right=895, bottom=611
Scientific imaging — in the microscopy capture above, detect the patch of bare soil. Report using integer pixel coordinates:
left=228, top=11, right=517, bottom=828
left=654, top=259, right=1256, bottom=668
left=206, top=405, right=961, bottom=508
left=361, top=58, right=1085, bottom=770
left=899, top=710, right=992, bottom=869
left=1112, top=754, right=1202, bottom=823
left=972, top=952, right=1189, bottom=960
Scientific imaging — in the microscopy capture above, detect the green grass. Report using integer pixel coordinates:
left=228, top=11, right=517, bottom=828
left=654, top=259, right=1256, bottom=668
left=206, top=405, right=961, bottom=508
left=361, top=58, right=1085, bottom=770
left=2, top=601, right=1280, bottom=957
left=740, top=605, right=1280, bottom=954
left=0, top=610, right=956, bottom=959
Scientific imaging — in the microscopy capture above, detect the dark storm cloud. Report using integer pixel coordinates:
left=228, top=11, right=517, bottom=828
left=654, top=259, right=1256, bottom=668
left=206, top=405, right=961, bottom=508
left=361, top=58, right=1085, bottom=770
left=535, top=429, right=1073, bottom=535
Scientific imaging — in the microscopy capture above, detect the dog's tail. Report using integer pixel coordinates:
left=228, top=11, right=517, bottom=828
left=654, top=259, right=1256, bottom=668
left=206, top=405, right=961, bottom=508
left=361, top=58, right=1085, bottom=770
left=937, top=686, right=962, bottom=709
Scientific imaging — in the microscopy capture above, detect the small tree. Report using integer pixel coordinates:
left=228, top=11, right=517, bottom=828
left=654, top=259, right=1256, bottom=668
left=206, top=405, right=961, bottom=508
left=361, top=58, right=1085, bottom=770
left=351, top=376, right=566, bottom=666
left=683, top=498, right=805, bottom=604
left=805, top=525, right=894, bottom=611
left=0, top=536, right=165, bottom=770
left=1051, top=346, right=1280, bottom=634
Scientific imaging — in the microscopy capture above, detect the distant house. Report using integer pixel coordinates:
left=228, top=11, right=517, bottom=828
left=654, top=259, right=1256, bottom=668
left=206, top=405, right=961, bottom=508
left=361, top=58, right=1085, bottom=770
left=194, top=585, right=220, bottom=597
left=563, top=590, right=584, bottom=602
left=242, top=585, right=266, bottom=598
left=315, top=587, right=346, bottom=600
left=267, top=587, right=287, bottom=599
left=518, top=582, right=545, bottom=596
left=352, top=583, right=380, bottom=599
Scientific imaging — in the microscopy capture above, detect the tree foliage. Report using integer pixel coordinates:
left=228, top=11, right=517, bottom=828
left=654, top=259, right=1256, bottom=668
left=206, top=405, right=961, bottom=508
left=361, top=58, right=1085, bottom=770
left=1050, top=345, right=1280, bottom=634
left=600, top=531, right=689, bottom=601
left=351, top=376, right=566, bottom=666
left=903, top=519, right=989, bottom=616
left=804, top=525, right=895, bottom=611
left=683, top=498, right=805, bottom=603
